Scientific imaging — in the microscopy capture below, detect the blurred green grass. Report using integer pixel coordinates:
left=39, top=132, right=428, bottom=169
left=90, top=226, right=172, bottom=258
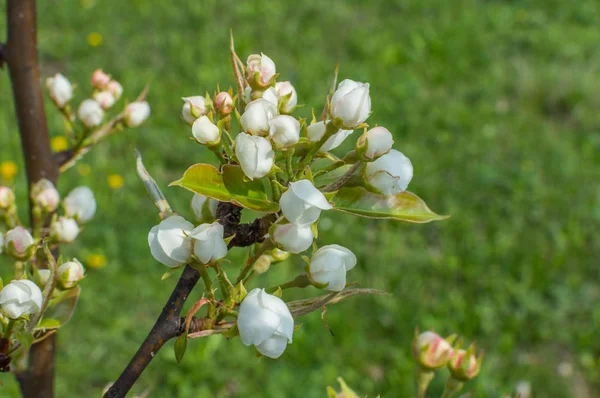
left=1, top=0, right=600, bottom=396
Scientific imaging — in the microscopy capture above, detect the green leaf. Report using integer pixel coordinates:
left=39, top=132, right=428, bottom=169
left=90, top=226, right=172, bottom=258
left=15, top=331, right=34, bottom=351
left=170, top=163, right=279, bottom=213
left=330, top=187, right=448, bottom=223
left=314, top=164, right=353, bottom=188
left=174, top=333, right=187, bottom=364
left=36, top=318, right=61, bottom=330
left=42, top=285, right=81, bottom=327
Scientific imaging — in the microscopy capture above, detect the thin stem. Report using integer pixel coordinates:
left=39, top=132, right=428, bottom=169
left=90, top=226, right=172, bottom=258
left=27, top=243, right=58, bottom=333
left=322, top=161, right=363, bottom=192
left=285, top=149, right=295, bottom=182
left=236, top=240, right=273, bottom=284
left=197, top=263, right=216, bottom=319
left=441, top=376, right=464, bottom=398
left=415, top=367, right=435, bottom=398
left=266, top=274, right=310, bottom=293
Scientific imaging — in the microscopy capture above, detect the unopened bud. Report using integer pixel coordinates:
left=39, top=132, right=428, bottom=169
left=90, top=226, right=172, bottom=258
left=253, top=255, right=272, bottom=274
left=356, top=126, right=394, bottom=161
left=34, top=269, right=52, bottom=288
left=192, top=116, right=220, bottom=146
left=448, top=345, right=483, bottom=381
left=93, top=91, right=116, bottom=110
left=412, top=331, right=455, bottom=370
left=4, top=227, right=35, bottom=261
left=78, top=99, right=104, bottom=128
left=124, top=101, right=151, bottom=128
left=91, top=69, right=111, bottom=89
left=215, top=92, right=234, bottom=115
left=31, top=179, right=60, bottom=213
left=107, top=80, right=123, bottom=101
left=181, top=96, right=207, bottom=124
left=0, top=186, right=15, bottom=209
left=275, top=81, right=298, bottom=114
left=46, top=73, right=73, bottom=109
left=57, top=259, right=86, bottom=289
left=50, top=217, right=80, bottom=243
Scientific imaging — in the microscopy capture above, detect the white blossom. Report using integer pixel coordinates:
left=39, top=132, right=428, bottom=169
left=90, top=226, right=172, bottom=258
left=238, top=288, right=294, bottom=359
left=306, top=121, right=353, bottom=152
left=190, top=222, right=228, bottom=264
left=275, top=81, right=298, bottom=113
left=0, top=280, right=43, bottom=319
left=181, top=96, right=207, bottom=124
left=78, top=99, right=104, bottom=128
left=93, top=91, right=116, bottom=110
left=0, top=186, right=15, bottom=209
left=31, top=179, right=60, bottom=212
left=124, top=101, right=151, bottom=127
left=240, top=99, right=277, bottom=134
left=271, top=223, right=314, bottom=254
left=91, top=69, right=111, bottom=89
left=57, top=259, right=85, bottom=289
left=63, top=186, right=96, bottom=223
left=235, top=133, right=274, bottom=180
left=107, top=80, right=123, bottom=100
left=364, top=149, right=413, bottom=195
left=192, top=116, right=220, bottom=145
left=46, top=73, right=73, bottom=108
left=358, top=126, right=394, bottom=160
left=308, top=245, right=356, bottom=291
left=330, top=79, right=371, bottom=128
left=191, top=194, right=218, bottom=223
left=50, top=217, right=80, bottom=243
left=279, top=180, right=332, bottom=227
left=148, top=215, right=194, bottom=268
left=4, top=227, right=34, bottom=260
left=246, top=53, right=276, bottom=86
left=268, top=115, right=300, bottom=149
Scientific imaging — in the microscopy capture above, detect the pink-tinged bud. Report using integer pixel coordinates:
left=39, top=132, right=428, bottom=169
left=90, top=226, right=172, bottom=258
left=93, top=91, right=116, bottom=110
left=91, top=69, right=111, bottom=89
left=31, top=179, right=60, bottom=213
left=181, top=96, right=207, bottom=124
left=448, top=346, right=483, bottom=381
left=215, top=92, right=234, bottom=115
left=57, top=259, right=86, bottom=289
left=124, top=101, right=151, bottom=127
left=107, top=80, right=123, bottom=101
left=0, top=186, right=15, bottom=209
left=412, top=331, right=455, bottom=370
left=4, top=226, right=35, bottom=261
left=246, top=53, right=276, bottom=88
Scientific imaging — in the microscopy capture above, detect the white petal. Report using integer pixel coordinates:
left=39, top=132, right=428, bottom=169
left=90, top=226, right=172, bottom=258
left=289, top=180, right=332, bottom=210
left=256, top=334, right=289, bottom=359
left=156, top=216, right=193, bottom=264
left=320, top=129, right=354, bottom=152
left=149, top=226, right=181, bottom=267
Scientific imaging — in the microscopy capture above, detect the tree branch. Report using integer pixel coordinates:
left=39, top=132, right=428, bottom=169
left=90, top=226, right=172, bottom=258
left=5, top=1, right=59, bottom=397
left=104, top=265, right=201, bottom=398
left=216, top=202, right=275, bottom=248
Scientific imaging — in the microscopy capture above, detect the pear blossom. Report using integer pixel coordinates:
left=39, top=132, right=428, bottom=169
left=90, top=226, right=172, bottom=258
left=50, top=217, right=80, bottom=243
left=306, top=121, right=353, bottom=152
left=268, top=115, right=300, bottom=149
left=191, top=194, right=218, bottom=223
left=279, top=180, right=332, bottom=227
left=4, top=227, right=34, bottom=260
left=215, top=91, right=234, bottom=115
left=192, top=116, right=220, bottom=145
left=357, top=126, right=394, bottom=160
left=46, top=73, right=73, bottom=108
left=107, top=80, right=123, bottom=100
left=275, top=81, right=298, bottom=113
left=63, top=186, right=96, bottom=223
left=181, top=96, right=207, bottom=124
left=412, top=331, right=455, bottom=370
left=91, top=69, right=111, bottom=89
left=246, top=53, right=276, bottom=86
left=93, top=91, right=116, bottom=110
left=235, top=133, right=274, bottom=180
left=190, top=222, right=228, bottom=264
left=240, top=99, right=277, bottom=134
left=364, top=149, right=413, bottom=195
left=271, top=223, right=314, bottom=254
left=262, top=87, right=279, bottom=107
left=148, top=215, right=194, bottom=268
left=0, top=280, right=43, bottom=319
left=0, top=186, right=15, bottom=209
left=31, top=179, right=60, bottom=212
left=330, top=79, right=371, bottom=128
left=238, top=288, right=294, bottom=358
left=308, top=245, right=356, bottom=291
left=124, top=101, right=151, bottom=127
left=78, top=99, right=104, bottom=128
left=57, top=259, right=85, bottom=289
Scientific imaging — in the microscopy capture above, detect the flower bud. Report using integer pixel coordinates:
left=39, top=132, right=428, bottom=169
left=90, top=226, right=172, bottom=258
left=190, top=222, right=228, bottom=264
left=253, top=255, right=272, bottom=274
left=46, top=73, right=73, bottom=108
left=262, top=87, right=279, bottom=107
left=330, top=79, right=371, bottom=129
left=124, top=101, right=151, bottom=127
left=448, top=346, right=483, bottom=381
left=280, top=180, right=332, bottom=227
left=269, top=115, right=300, bottom=149
left=275, top=81, right=298, bottom=114
left=235, top=133, right=275, bottom=180
left=34, top=269, right=51, bottom=288
left=308, top=245, right=356, bottom=291
left=50, top=217, right=80, bottom=243
left=57, top=259, right=86, bottom=289
left=181, top=96, right=207, bottom=124
left=191, top=194, right=218, bottom=223
left=4, top=227, right=35, bottom=260
left=238, top=288, right=294, bottom=359
left=148, top=215, right=194, bottom=268
left=240, top=99, right=277, bottom=135
left=412, top=331, right=455, bottom=370
left=93, top=91, right=116, bottom=110
left=107, top=80, right=123, bottom=100
left=268, top=248, right=291, bottom=263
left=191, top=116, right=220, bottom=146
left=271, top=223, right=314, bottom=254
left=306, top=121, right=353, bottom=153
left=214, top=91, right=234, bottom=115
left=0, top=186, right=16, bottom=209
left=246, top=53, right=276, bottom=87
left=63, top=186, right=96, bottom=223
left=78, top=99, right=104, bottom=128
left=0, top=280, right=43, bottom=319
left=364, top=149, right=413, bottom=195
left=356, top=126, right=394, bottom=160
left=91, top=69, right=111, bottom=89
left=31, top=179, right=60, bottom=212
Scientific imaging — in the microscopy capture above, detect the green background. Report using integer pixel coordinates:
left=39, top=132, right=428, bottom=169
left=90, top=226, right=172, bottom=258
left=1, top=0, right=599, bottom=396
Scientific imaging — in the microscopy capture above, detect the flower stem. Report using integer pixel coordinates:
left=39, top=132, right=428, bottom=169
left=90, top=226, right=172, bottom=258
left=285, top=148, right=295, bottom=182
left=441, top=376, right=464, bottom=398
left=415, top=367, right=435, bottom=398
left=266, top=274, right=310, bottom=293
left=236, top=240, right=273, bottom=284
left=297, top=121, right=339, bottom=173
left=197, top=263, right=216, bottom=319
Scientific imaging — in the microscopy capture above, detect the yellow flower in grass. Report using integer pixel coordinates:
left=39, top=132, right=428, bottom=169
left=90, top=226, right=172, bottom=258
left=51, top=136, right=68, bottom=152
left=107, top=174, right=124, bottom=190
left=0, top=161, right=18, bottom=182
left=87, top=32, right=103, bottom=48
left=77, top=163, right=91, bottom=177
left=87, top=253, right=107, bottom=269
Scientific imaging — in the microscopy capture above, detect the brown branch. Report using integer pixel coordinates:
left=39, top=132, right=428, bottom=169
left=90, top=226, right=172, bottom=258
left=104, top=265, right=201, bottom=398
left=216, top=202, right=275, bottom=248
left=5, top=1, right=59, bottom=397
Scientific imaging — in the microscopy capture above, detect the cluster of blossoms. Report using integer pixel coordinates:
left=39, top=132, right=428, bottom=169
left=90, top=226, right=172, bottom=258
left=46, top=69, right=150, bottom=130
left=141, top=44, right=443, bottom=362
left=0, top=181, right=94, bottom=369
